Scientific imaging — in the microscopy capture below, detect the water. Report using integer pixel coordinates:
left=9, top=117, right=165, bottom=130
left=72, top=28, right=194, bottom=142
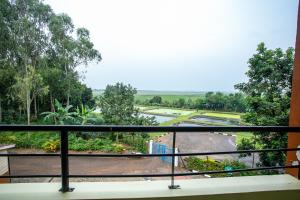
left=177, top=122, right=204, bottom=126
left=139, top=113, right=175, bottom=123
left=191, top=116, right=239, bottom=125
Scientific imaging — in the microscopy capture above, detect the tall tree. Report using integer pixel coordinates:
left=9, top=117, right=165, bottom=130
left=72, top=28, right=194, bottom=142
left=235, top=42, right=294, bottom=167
left=14, top=65, right=48, bottom=124
left=49, top=15, right=101, bottom=106
left=100, top=83, right=137, bottom=125
left=11, top=0, right=52, bottom=124
left=0, top=66, right=16, bottom=122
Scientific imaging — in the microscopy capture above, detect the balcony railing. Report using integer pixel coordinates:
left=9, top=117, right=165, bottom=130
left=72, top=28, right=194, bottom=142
left=0, top=125, right=300, bottom=192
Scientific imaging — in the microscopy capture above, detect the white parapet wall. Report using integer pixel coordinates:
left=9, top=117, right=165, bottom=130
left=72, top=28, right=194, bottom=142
left=0, top=175, right=299, bottom=199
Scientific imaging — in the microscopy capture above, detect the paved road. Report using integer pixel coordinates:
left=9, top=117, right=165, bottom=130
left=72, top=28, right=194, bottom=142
left=9, top=153, right=190, bottom=183
left=159, top=132, right=236, bottom=160
left=158, top=132, right=259, bottom=166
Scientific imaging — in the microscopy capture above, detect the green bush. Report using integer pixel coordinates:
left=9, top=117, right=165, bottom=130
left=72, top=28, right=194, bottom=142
left=0, top=132, right=125, bottom=153
left=68, top=134, right=125, bottom=153
left=121, top=135, right=147, bottom=153
left=0, top=132, right=59, bottom=149
left=42, top=139, right=60, bottom=152
left=186, top=157, right=258, bottom=177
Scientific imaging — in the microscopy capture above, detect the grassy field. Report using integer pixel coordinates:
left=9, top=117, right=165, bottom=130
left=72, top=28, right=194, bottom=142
left=201, top=112, right=241, bottom=119
left=135, top=94, right=204, bottom=102
left=143, top=108, right=194, bottom=116
left=93, top=89, right=206, bottom=102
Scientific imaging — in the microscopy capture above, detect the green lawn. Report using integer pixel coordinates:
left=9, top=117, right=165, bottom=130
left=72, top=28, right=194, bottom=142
left=201, top=112, right=241, bottom=119
left=143, top=108, right=194, bottom=116
left=135, top=105, right=156, bottom=111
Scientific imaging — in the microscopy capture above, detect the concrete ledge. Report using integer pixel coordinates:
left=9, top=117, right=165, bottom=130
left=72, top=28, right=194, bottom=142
left=0, top=175, right=300, bottom=200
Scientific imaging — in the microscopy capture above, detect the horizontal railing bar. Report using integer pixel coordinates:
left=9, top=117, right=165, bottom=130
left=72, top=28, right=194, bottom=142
left=0, top=175, right=60, bottom=178
left=1, top=125, right=300, bottom=132
left=68, top=147, right=300, bottom=157
left=1, top=148, right=299, bottom=157
left=1, top=165, right=299, bottom=179
left=0, top=154, right=60, bottom=157
left=68, top=165, right=300, bottom=178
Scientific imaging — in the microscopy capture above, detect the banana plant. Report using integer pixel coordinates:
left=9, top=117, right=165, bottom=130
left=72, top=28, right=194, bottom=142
left=76, top=104, right=96, bottom=125
left=42, top=99, right=77, bottom=125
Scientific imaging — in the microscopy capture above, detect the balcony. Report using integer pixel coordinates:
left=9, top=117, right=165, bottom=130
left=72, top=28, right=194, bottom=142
left=0, top=125, right=300, bottom=199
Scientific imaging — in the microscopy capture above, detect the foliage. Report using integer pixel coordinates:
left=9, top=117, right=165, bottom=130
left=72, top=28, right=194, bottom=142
left=0, top=65, right=16, bottom=123
left=99, top=83, right=137, bottom=125
left=98, top=82, right=158, bottom=142
left=42, top=99, right=77, bottom=124
left=68, top=134, right=125, bottom=152
left=0, top=132, right=125, bottom=153
left=186, top=157, right=257, bottom=177
left=149, top=96, right=162, bottom=105
left=121, top=135, right=148, bottom=153
left=76, top=104, right=95, bottom=125
left=42, top=139, right=60, bottom=152
left=235, top=42, right=294, bottom=167
left=0, top=132, right=60, bottom=149
left=0, top=0, right=100, bottom=124
left=135, top=92, right=246, bottom=113
left=237, top=138, right=255, bottom=157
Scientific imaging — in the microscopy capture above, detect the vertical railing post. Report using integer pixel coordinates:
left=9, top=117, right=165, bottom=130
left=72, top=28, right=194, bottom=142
left=298, top=163, right=300, bottom=180
left=168, top=131, right=180, bottom=189
left=59, top=130, right=74, bottom=192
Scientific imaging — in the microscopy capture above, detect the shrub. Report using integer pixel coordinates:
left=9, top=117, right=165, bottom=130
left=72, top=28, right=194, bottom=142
left=0, top=132, right=126, bottom=153
left=186, top=157, right=257, bottom=177
left=68, top=134, right=125, bottom=153
left=42, top=140, right=60, bottom=152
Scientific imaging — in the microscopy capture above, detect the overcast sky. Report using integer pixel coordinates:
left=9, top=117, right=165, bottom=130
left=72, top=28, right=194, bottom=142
left=45, top=0, right=298, bottom=91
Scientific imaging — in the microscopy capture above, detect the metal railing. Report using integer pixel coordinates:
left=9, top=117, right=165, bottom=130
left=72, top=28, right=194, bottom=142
left=0, top=125, right=300, bottom=192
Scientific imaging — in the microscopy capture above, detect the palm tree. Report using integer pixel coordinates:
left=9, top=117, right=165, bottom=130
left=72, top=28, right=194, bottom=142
left=42, top=99, right=77, bottom=125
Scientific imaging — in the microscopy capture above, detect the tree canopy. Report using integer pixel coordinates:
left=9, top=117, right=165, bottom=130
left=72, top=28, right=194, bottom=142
left=0, top=0, right=101, bottom=124
left=235, top=42, right=294, bottom=167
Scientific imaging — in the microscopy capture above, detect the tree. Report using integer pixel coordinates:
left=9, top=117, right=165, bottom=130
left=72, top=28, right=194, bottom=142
left=149, top=96, right=162, bottom=105
left=49, top=15, right=101, bottom=106
left=99, top=83, right=137, bottom=125
left=12, top=0, right=52, bottom=124
left=0, top=0, right=100, bottom=123
left=0, top=66, right=16, bottom=122
left=14, top=65, right=48, bottom=124
left=235, top=42, right=294, bottom=167
left=175, top=98, right=186, bottom=108
left=99, top=83, right=157, bottom=142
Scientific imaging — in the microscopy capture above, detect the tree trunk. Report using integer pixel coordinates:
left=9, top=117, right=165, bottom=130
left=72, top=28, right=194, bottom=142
left=26, top=89, right=31, bottom=125
left=67, top=91, right=70, bottom=106
left=50, top=92, right=54, bottom=112
left=34, top=96, right=37, bottom=119
left=116, top=132, right=119, bottom=143
left=19, top=107, right=22, bottom=119
left=64, top=60, right=70, bottom=107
